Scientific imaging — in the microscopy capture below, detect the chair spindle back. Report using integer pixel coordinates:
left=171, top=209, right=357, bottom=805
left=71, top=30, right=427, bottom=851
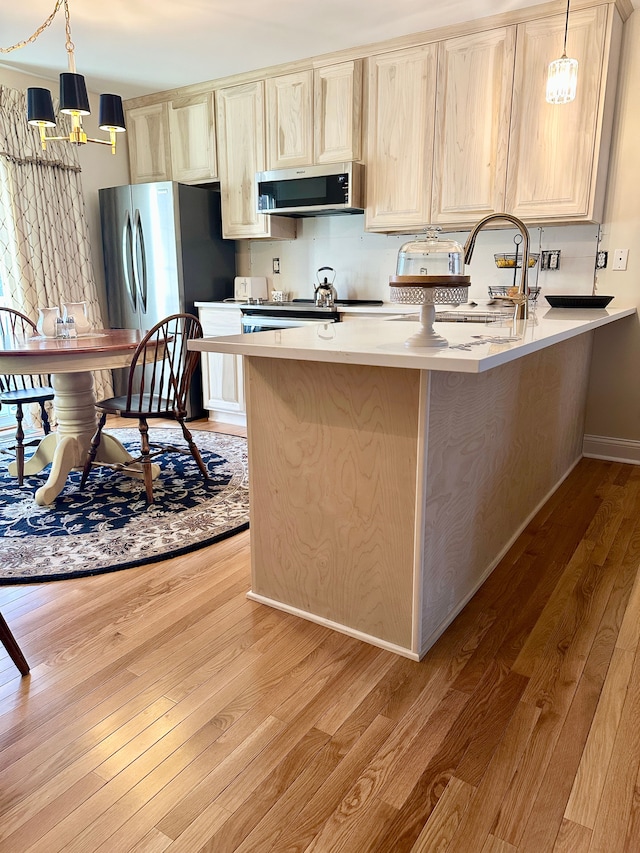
left=125, top=314, right=202, bottom=416
left=0, top=308, right=51, bottom=392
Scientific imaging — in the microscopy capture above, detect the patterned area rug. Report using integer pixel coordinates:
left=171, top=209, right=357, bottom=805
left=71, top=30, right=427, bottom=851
left=0, top=429, right=249, bottom=584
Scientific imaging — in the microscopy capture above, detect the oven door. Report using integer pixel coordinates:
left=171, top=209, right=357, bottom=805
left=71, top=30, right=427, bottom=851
left=241, top=315, right=334, bottom=334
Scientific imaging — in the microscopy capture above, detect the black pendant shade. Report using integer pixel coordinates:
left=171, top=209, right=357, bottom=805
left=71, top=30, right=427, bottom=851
left=27, top=88, right=56, bottom=126
left=99, top=94, right=126, bottom=131
left=59, top=72, right=90, bottom=115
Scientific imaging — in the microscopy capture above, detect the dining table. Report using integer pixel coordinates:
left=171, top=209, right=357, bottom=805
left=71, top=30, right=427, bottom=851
left=0, top=328, right=159, bottom=506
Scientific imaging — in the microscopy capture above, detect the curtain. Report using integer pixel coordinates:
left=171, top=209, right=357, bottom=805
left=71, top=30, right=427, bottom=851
left=0, top=85, right=112, bottom=401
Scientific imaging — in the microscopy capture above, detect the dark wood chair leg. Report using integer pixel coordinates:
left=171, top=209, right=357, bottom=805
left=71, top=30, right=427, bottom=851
left=0, top=613, right=30, bottom=676
left=40, top=401, right=52, bottom=436
left=138, top=418, right=154, bottom=504
left=178, top=417, right=210, bottom=481
left=80, top=411, right=107, bottom=490
left=14, top=402, right=25, bottom=485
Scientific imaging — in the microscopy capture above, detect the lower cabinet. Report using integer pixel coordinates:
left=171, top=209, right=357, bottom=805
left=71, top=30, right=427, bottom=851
left=197, top=306, right=246, bottom=425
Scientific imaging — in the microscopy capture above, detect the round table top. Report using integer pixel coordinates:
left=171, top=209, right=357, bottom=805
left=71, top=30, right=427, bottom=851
left=0, top=328, right=143, bottom=355
left=0, top=328, right=145, bottom=374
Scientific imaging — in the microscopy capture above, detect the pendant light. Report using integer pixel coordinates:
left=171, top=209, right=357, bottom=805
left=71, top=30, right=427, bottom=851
left=1, top=0, right=126, bottom=153
left=546, top=0, right=579, bottom=104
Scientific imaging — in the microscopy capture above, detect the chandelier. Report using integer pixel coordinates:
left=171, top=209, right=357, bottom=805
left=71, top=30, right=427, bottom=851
left=1, top=0, right=126, bottom=153
left=546, top=0, right=578, bottom=105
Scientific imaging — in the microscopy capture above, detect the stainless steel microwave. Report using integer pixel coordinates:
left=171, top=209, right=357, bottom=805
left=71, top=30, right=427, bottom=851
left=256, top=162, right=364, bottom=217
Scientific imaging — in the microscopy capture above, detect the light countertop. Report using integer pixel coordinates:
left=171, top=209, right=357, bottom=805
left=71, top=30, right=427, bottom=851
left=190, top=306, right=636, bottom=374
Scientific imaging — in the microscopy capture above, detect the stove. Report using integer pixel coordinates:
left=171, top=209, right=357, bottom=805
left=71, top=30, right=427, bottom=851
left=239, top=298, right=384, bottom=332
left=239, top=298, right=383, bottom=315
left=291, top=299, right=384, bottom=307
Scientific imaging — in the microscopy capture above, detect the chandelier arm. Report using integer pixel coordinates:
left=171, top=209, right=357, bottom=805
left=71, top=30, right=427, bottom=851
left=0, top=0, right=65, bottom=54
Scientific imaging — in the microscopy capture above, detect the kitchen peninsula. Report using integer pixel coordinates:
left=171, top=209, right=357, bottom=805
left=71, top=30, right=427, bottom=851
left=191, top=307, right=635, bottom=659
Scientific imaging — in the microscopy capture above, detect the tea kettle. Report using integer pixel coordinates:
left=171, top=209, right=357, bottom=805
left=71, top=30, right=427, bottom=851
left=314, top=266, right=338, bottom=307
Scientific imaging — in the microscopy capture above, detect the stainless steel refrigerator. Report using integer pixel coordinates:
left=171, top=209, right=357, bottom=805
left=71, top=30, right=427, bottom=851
left=99, top=181, right=236, bottom=418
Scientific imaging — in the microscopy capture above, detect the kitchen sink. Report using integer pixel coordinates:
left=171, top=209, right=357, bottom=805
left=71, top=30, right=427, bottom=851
left=390, top=312, right=511, bottom=324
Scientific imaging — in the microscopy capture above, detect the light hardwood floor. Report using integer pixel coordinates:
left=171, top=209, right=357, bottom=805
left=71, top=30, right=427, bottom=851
left=1, top=421, right=640, bottom=852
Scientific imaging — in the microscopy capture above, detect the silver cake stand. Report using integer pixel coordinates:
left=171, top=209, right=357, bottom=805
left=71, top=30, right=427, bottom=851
left=389, top=276, right=471, bottom=348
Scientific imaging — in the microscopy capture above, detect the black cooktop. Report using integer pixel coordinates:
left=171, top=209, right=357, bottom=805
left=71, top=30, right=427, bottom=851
left=239, top=298, right=384, bottom=317
left=292, top=299, right=384, bottom=307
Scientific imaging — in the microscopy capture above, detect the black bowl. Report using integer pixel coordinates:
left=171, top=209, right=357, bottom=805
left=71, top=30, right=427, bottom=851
left=545, top=295, right=614, bottom=309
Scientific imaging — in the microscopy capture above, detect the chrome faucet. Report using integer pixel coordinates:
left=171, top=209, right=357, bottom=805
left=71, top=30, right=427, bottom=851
left=463, top=213, right=531, bottom=321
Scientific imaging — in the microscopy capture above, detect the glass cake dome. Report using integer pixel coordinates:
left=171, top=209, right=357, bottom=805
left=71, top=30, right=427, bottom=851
left=396, top=226, right=465, bottom=279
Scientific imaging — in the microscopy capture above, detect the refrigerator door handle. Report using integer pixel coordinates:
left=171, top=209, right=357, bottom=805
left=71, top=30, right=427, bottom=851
left=122, top=211, right=137, bottom=312
left=133, top=209, right=148, bottom=315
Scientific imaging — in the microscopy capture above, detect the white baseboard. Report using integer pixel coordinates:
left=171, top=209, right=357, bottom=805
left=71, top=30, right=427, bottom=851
left=207, top=410, right=247, bottom=427
left=246, top=591, right=421, bottom=660
left=583, top=434, right=640, bottom=464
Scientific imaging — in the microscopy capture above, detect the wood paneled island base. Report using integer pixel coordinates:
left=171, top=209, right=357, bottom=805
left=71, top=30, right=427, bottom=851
left=244, top=333, right=592, bottom=659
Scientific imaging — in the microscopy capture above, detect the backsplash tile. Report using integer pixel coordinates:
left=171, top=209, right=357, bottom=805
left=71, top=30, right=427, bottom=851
left=243, top=217, right=601, bottom=304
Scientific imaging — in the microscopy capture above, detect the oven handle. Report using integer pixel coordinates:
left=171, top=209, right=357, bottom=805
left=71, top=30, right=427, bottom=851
left=241, top=317, right=338, bottom=333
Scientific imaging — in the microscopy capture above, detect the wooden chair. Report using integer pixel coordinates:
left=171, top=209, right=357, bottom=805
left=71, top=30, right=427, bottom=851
left=0, top=612, right=30, bottom=676
left=80, top=313, right=209, bottom=504
left=0, top=308, right=55, bottom=485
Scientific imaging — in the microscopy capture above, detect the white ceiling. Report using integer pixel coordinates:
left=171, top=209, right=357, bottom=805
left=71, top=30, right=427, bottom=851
left=0, top=0, right=635, bottom=100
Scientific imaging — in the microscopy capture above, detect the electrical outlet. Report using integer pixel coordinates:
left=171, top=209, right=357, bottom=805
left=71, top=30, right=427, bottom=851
left=612, top=249, right=629, bottom=271
left=596, top=251, right=608, bottom=270
left=272, top=257, right=280, bottom=274
left=541, top=250, right=561, bottom=270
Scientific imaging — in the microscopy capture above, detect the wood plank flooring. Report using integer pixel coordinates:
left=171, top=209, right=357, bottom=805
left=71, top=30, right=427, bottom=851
left=1, top=422, right=640, bottom=851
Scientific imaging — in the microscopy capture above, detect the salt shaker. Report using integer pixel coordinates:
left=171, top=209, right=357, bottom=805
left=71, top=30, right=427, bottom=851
left=55, top=317, right=67, bottom=338
left=66, top=316, right=77, bottom=338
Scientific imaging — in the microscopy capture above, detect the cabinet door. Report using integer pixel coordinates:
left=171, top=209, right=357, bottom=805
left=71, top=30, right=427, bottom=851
left=217, top=82, right=296, bottom=240
left=198, top=308, right=245, bottom=418
left=202, top=351, right=245, bottom=417
left=266, top=71, right=314, bottom=169
left=126, top=103, right=171, bottom=183
left=506, top=4, right=615, bottom=222
left=365, top=45, right=438, bottom=232
left=431, top=28, right=515, bottom=226
left=314, top=60, right=363, bottom=163
left=169, top=92, right=217, bottom=183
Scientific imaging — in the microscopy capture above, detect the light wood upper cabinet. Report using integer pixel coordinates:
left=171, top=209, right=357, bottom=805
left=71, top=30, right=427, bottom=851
left=315, top=60, right=362, bottom=163
left=126, top=103, right=171, bottom=183
left=217, top=81, right=296, bottom=240
left=124, top=2, right=622, bottom=228
left=365, top=45, right=438, bottom=232
left=127, top=95, right=216, bottom=185
left=266, top=71, right=314, bottom=169
left=431, top=27, right=516, bottom=227
left=506, top=4, right=621, bottom=223
left=266, top=62, right=363, bottom=168
left=168, top=92, right=217, bottom=183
